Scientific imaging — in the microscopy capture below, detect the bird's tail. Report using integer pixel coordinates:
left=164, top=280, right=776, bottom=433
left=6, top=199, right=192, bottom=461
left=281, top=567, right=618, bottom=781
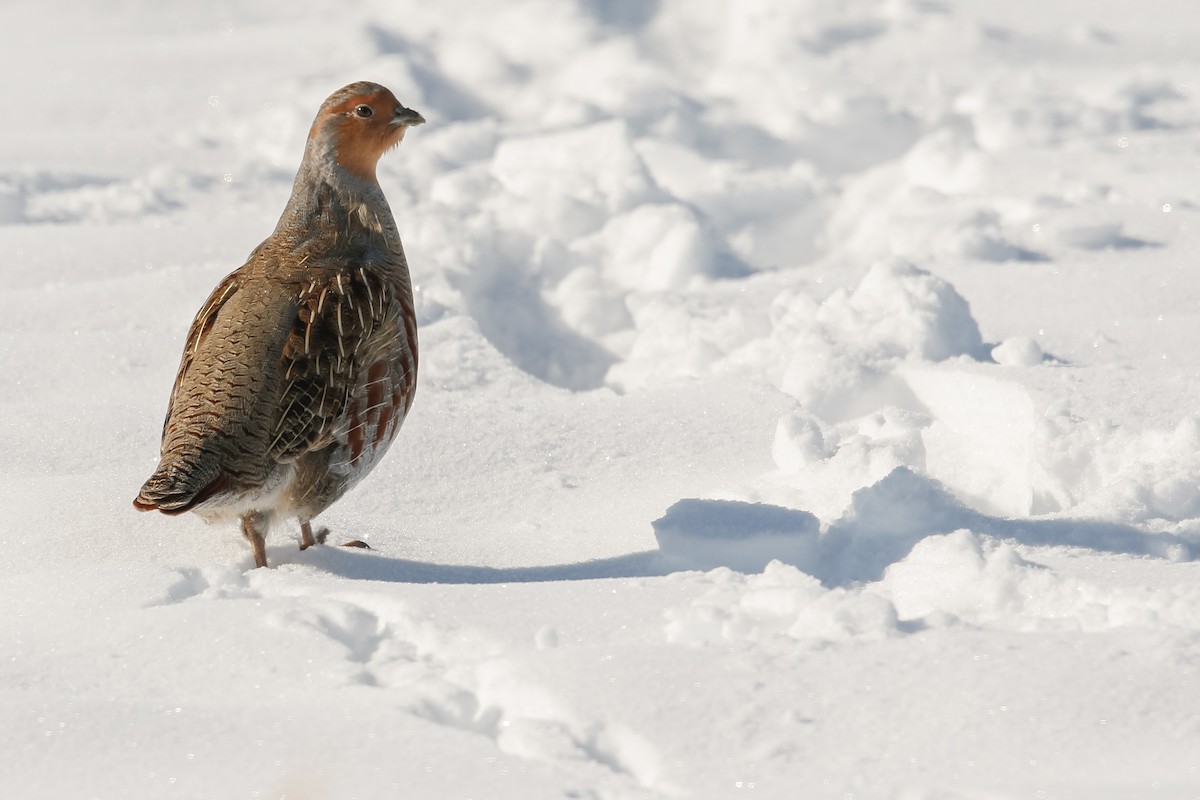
left=133, top=456, right=228, bottom=515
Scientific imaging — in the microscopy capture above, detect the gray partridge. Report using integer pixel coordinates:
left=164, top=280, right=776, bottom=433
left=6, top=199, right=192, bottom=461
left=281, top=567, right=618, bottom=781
left=134, top=82, right=424, bottom=568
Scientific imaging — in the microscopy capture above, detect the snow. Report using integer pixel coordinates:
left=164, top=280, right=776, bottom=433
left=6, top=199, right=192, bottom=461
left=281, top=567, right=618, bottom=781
left=4, top=0, right=1200, bottom=797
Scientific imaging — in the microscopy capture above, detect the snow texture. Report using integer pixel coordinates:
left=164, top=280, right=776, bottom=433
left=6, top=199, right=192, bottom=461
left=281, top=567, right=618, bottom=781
left=4, top=0, right=1200, bottom=797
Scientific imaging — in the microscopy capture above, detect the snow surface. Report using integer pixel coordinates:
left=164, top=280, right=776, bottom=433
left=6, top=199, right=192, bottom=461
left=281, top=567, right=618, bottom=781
left=3, top=0, right=1200, bottom=797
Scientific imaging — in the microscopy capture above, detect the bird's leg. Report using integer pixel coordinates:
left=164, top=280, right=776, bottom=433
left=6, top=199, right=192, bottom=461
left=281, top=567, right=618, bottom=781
left=241, top=512, right=269, bottom=569
left=299, top=520, right=369, bottom=551
left=299, top=520, right=330, bottom=550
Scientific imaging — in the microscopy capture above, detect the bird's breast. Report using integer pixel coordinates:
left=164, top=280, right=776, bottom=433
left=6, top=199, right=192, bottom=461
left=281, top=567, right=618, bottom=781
left=274, top=258, right=416, bottom=487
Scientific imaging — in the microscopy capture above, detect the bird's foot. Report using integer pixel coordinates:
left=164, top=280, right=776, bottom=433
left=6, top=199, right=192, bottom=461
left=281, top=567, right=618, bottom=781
left=299, top=522, right=330, bottom=550
left=299, top=522, right=369, bottom=551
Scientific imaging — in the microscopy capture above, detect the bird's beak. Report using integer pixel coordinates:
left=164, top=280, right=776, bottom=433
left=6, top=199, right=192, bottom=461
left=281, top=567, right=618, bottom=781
left=391, top=106, right=426, bottom=127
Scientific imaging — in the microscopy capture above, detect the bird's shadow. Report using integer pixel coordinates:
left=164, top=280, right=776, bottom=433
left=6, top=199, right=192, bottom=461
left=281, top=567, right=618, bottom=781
left=282, top=468, right=1196, bottom=588
left=289, top=546, right=671, bottom=584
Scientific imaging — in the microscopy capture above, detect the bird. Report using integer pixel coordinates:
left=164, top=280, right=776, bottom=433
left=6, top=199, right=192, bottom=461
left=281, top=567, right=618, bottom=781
left=134, top=81, right=424, bottom=568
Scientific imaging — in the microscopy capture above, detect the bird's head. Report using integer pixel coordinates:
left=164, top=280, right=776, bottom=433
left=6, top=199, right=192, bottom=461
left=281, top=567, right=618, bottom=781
left=307, top=81, right=425, bottom=182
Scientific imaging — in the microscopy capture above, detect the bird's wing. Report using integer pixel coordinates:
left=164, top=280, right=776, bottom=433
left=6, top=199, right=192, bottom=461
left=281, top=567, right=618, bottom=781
left=160, top=268, right=244, bottom=443
left=267, top=266, right=406, bottom=463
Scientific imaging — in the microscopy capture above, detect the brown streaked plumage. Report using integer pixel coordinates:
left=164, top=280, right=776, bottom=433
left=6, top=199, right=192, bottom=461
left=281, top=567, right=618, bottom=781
left=134, top=81, right=425, bottom=568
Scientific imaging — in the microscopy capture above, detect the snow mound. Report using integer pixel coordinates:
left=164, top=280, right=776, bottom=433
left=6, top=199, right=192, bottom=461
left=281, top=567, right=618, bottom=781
left=1034, top=412, right=1200, bottom=524
left=880, top=530, right=1200, bottom=632
left=610, top=259, right=986, bottom=415
left=666, top=527, right=1200, bottom=650
left=605, top=289, right=769, bottom=390
left=818, top=259, right=984, bottom=362
left=652, top=499, right=821, bottom=574
left=411, top=117, right=755, bottom=391
left=664, top=561, right=901, bottom=647
left=634, top=139, right=824, bottom=270
left=571, top=202, right=739, bottom=292
left=991, top=336, right=1045, bottom=366
left=902, top=366, right=1040, bottom=516
left=819, top=466, right=983, bottom=583
left=490, top=121, right=664, bottom=239
left=773, top=259, right=983, bottom=419
left=770, top=407, right=837, bottom=471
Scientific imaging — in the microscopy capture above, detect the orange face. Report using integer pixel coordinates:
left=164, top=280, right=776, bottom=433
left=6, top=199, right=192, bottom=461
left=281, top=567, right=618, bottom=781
left=311, top=85, right=425, bottom=181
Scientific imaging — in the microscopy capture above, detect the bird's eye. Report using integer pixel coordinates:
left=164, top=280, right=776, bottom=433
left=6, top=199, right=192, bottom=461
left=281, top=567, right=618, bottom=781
left=354, top=104, right=374, bottom=119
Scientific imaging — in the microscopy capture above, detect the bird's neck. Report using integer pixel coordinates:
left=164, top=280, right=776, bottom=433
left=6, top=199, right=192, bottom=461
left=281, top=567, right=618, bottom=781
left=273, top=153, right=400, bottom=250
